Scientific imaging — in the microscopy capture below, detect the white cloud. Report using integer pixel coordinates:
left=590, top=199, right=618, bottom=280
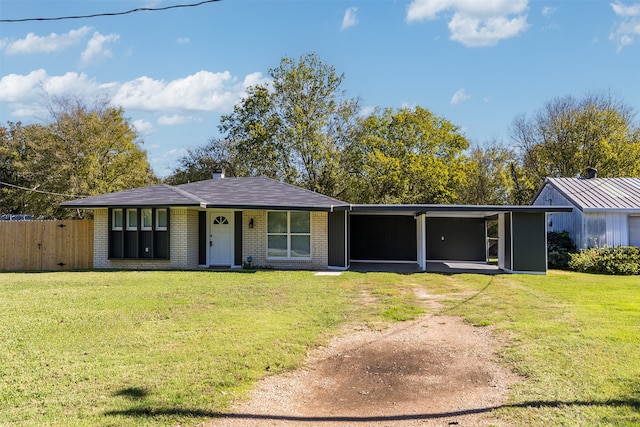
left=450, top=88, right=470, bottom=105
left=610, top=1, right=640, bottom=51
left=0, top=69, right=48, bottom=103
left=242, top=71, right=270, bottom=88
left=177, top=37, right=190, bottom=44
left=341, top=7, right=359, bottom=30
left=157, top=114, right=196, bottom=125
left=0, top=26, right=92, bottom=55
left=132, top=119, right=155, bottom=135
left=406, top=0, right=529, bottom=47
left=0, top=69, right=264, bottom=120
left=81, top=32, right=119, bottom=66
left=611, top=1, right=640, bottom=16
left=542, top=6, right=556, bottom=17
left=112, top=70, right=247, bottom=112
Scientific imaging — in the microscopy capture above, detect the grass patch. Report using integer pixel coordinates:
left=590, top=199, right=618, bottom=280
left=2, top=269, right=638, bottom=426
left=420, top=271, right=640, bottom=426
left=0, top=270, right=419, bottom=426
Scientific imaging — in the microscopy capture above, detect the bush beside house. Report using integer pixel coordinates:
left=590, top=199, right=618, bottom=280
left=547, top=231, right=576, bottom=269
left=569, top=246, right=640, bottom=275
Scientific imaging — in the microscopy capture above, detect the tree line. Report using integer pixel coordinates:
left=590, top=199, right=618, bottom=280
left=2, top=53, right=639, bottom=218
left=0, top=98, right=155, bottom=218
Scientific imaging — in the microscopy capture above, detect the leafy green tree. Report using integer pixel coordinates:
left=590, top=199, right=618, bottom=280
left=342, top=106, right=469, bottom=204
left=219, top=53, right=360, bottom=197
left=512, top=93, right=640, bottom=198
left=0, top=121, right=53, bottom=215
left=0, top=97, right=156, bottom=218
left=459, top=142, right=520, bottom=205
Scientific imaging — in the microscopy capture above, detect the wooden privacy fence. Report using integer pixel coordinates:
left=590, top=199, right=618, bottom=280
left=0, top=220, right=93, bottom=271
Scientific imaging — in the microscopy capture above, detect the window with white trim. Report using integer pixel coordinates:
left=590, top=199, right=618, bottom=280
left=141, top=208, right=153, bottom=231
left=267, top=211, right=311, bottom=259
left=126, top=209, right=138, bottom=230
left=156, top=209, right=167, bottom=231
left=112, top=208, right=123, bottom=231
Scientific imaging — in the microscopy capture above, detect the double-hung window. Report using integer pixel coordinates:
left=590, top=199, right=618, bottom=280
left=267, top=211, right=311, bottom=259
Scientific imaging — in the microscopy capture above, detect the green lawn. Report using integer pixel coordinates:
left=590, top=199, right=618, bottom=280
left=0, top=270, right=638, bottom=426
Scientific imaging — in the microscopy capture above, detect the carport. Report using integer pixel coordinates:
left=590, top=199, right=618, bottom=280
left=344, top=205, right=572, bottom=274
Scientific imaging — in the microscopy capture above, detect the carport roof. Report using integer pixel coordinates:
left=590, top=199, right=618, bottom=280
left=351, top=204, right=573, bottom=217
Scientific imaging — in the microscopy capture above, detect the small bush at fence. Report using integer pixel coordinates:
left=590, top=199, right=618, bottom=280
left=568, top=246, right=640, bottom=275
left=547, top=231, right=576, bottom=269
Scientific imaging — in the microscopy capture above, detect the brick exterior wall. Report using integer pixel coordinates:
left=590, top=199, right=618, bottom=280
left=242, top=210, right=328, bottom=270
left=93, top=207, right=199, bottom=270
left=93, top=208, right=109, bottom=268
left=94, top=207, right=328, bottom=271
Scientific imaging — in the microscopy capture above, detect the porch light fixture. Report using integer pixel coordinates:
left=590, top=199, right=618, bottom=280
left=249, top=218, right=254, bottom=228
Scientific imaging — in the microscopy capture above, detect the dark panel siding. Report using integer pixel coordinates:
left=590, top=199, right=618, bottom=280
left=110, top=231, right=123, bottom=258
left=108, top=208, right=170, bottom=260
left=139, top=231, right=153, bottom=258
left=426, top=218, right=486, bottom=261
left=124, top=231, right=137, bottom=258
left=234, top=211, right=243, bottom=266
left=350, top=215, right=416, bottom=261
left=328, top=211, right=346, bottom=267
left=154, top=232, right=169, bottom=259
left=512, top=212, right=546, bottom=272
left=199, top=211, right=207, bottom=265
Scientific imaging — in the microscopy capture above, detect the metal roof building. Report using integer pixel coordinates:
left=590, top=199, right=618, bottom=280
left=532, top=177, right=640, bottom=249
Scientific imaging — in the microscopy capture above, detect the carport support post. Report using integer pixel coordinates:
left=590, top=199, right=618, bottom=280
left=417, top=214, right=426, bottom=271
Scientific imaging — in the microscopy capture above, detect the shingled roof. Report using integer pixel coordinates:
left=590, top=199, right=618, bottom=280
left=61, top=177, right=350, bottom=211
left=536, top=177, right=640, bottom=211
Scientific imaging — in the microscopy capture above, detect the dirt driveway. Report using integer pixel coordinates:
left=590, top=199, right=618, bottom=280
left=208, top=307, right=520, bottom=427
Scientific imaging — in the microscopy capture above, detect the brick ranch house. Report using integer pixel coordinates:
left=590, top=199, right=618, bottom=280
left=62, top=175, right=571, bottom=274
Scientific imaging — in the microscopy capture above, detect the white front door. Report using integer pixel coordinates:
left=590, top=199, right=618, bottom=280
left=209, top=212, right=233, bottom=266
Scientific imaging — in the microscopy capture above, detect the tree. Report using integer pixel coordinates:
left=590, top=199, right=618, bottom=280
left=0, top=97, right=156, bottom=218
left=165, top=138, right=235, bottom=185
left=342, top=106, right=469, bottom=204
left=512, top=93, right=640, bottom=199
left=459, top=142, right=519, bottom=205
left=219, top=53, right=360, bottom=197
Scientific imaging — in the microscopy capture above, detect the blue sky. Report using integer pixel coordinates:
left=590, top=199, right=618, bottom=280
left=1, top=0, right=639, bottom=177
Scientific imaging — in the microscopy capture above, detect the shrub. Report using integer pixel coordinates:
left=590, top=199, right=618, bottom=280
left=568, top=246, right=640, bottom=275
left=547, top=231, right=576, bottom=269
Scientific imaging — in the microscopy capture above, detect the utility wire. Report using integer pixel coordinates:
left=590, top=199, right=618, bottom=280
left=0, top=0, right=222, bottom=23
left=0, top=181, right=87, bottom=198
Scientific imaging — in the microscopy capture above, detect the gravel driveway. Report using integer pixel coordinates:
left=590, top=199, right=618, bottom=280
left=208, top=312, right=519, bottom=427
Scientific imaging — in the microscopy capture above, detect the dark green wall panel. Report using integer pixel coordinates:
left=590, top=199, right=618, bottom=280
left=512, top=212, right=546, bottom=273
left=328, top=211, right=346, bottom=267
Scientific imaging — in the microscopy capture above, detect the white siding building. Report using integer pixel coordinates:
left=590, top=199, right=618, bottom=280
left=532, top=177, right=640, bottom=249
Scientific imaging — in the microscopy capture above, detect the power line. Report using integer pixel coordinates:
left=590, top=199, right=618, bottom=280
left=0, top=0, right=222, bottom=23
left=0, top=181, right=87, bottom=198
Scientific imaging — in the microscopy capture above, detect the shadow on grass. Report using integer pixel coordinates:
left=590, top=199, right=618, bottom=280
left=113, top=387, right=150, bottom=400
left=104, top=398, right=640, bottom=422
